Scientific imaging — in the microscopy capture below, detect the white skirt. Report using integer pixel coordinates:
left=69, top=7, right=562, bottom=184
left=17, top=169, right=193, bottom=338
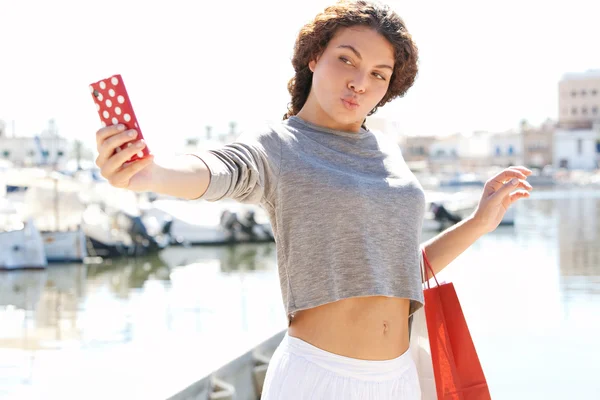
left=261, top=331, right=422, bottom=399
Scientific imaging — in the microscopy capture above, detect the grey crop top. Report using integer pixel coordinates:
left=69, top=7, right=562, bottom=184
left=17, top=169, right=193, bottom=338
left=194, top=115, right=426, bottom=327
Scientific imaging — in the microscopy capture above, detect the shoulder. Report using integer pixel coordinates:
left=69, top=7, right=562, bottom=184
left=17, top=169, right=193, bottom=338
left=235, top=120, right=294, bottom=144
left=228, top=122, right=293, bottom=163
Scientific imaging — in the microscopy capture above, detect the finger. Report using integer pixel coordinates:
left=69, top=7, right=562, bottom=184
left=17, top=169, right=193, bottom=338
left=508, top=189, right=531, bottom=205
left=102, top=139, right=146, bottom=177
left=96, top=124, right=126, bottom=149
left=486, top=169, right=527, bottom=191
left=489, top=177, right=526, bottom=204
left=96, top=129, right=139, bottom=168
left=515, top=178, right=533, bottom=191
left=507, top=166, right=533, bottom=176
left=110, top=155, right=154, bottom=188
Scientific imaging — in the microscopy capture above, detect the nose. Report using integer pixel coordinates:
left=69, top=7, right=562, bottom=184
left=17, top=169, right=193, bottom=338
left=347, top=72, right=367, bottom=94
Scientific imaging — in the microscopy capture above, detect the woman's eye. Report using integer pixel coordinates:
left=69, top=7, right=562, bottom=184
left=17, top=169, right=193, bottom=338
left=373, top=73, right=386, bottom=81
left=340, top=57, right=352, bottom=65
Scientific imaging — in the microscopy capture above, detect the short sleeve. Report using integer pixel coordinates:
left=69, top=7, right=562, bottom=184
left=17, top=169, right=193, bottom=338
left=191, top=127, right=282, bottom=205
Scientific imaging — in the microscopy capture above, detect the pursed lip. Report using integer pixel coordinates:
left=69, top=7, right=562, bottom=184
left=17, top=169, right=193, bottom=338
left=341, top=96, right=359, bottom=106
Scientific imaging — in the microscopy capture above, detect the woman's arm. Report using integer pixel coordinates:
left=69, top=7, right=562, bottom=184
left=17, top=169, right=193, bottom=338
left=150, top=128, right=281, bottom=203
left=421, top=166, right=533, bottom=279
left=150, top=154, right=211, bottom=200
left=421, top=217, right=485, bottom=278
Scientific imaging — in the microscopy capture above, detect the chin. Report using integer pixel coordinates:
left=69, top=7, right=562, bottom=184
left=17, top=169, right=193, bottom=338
left=328, top=107, right=364, bottom=127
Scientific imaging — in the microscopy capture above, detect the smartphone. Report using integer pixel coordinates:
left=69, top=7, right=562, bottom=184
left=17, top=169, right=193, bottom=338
left=89, top=74, right=150, bottom=162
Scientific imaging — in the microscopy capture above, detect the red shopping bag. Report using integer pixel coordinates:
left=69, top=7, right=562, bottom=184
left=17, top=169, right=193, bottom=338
left=422, top=248, right=491, bottom=399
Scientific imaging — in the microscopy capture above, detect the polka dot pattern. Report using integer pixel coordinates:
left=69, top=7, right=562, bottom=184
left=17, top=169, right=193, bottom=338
left=89, top=74, right=149, bottom=162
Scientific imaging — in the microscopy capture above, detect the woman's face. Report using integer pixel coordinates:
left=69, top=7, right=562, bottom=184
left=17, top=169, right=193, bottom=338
left=304, top=25, right=395, bottom=132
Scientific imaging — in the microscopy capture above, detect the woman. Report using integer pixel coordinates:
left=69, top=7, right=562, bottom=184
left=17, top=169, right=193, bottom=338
left=94, top=0, right=533, bottom=398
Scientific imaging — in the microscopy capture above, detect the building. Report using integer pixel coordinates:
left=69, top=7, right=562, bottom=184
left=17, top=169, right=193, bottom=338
left=400, top=135, right=436, bottom=162
left=558, top=69, right=600, bottom=130
left=522, top=119, right=555, bottom=168
left=555, top=70, right=600, bottom=170
left=0, top=119, right=70, bottom=168
left=554, top=123, right=600, bottom=170
left=423, top=131, right=496, bottom=173
left=428, top=134, right=461, bottom=173
left=489, top=130, right=523, bottom=168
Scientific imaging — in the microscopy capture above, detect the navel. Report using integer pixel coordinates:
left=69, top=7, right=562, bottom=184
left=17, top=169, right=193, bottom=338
left=382, top=320, right=390, bottom=334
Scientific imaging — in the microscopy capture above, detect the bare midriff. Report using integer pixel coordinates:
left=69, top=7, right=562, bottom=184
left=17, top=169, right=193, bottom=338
left=287, top=295, right=411, bottom=361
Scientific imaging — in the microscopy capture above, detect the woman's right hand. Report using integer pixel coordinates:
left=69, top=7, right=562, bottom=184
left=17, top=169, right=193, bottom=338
left=95, top=124, right=156, bottom=192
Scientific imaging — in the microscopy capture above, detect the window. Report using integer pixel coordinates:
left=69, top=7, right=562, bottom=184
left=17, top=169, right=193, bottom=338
left=495, top=146, right=501, bottom=156
left=508, top=145, right=514, bottom=155
left=581, top=89, right=587, bottom=96
left=28, top=150, right=35, bottom=156
left=577, top=139, right=583, bottom=155
left=572, top=107, right=578, bottom=115
left=2, top=150, right=9, bottom=158
left=592, top=89, right=598, bottom=96
left=593, top=106, right=598, bottom=115
left=582, top=107, right=588, bottom=115
left=57, top=150, right=64, bottom=157
left=571, top=90, right=577, bottom=97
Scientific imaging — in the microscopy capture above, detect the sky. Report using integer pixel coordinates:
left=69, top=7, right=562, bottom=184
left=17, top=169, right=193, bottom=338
left=0, top=0, right=598, bottom=155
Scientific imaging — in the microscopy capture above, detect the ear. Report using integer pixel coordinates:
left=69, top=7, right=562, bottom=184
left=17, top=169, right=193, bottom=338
left=308, top=52, right=322, bottom=72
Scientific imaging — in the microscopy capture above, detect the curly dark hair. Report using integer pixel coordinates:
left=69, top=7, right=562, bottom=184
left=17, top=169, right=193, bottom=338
left=283, top=0, right=419, bottom=127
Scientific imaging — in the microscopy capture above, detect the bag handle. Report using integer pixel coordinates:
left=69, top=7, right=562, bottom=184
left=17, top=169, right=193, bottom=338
left=422, top=247, right=440, bottom=289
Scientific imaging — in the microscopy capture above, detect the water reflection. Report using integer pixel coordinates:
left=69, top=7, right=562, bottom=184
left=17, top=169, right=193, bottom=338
left=556, top=194, right=600, bottom=277
left=0, top=191, right=599, bottom=398
left=87, top=255, right=170, bottom=291
left=157, top=242, right=276, bottom=272
left=0, top=265, right=87, bottom=351
left=0, top=244, right=275, bottom=349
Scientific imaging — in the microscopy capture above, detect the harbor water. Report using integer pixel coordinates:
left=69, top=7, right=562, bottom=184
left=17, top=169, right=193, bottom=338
left=0, top=188, right=599, bottom=399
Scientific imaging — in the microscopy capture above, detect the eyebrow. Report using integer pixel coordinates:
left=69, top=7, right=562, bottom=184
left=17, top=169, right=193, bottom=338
left=337, top=44, right=394, bottom=71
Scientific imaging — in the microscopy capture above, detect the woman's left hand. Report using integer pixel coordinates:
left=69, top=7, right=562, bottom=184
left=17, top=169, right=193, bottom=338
left=470, top=166, right=533, bottom=235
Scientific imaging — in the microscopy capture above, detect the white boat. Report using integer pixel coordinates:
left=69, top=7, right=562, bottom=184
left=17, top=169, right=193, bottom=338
left=142, top=199, right=274, bottom=246
left=41, top=227, right=87, bottom=263
left=0, top=196, right=25, bottom=232
left=525, top=166, right=556, bottom=186
left=4, top=168, right=91, bottom=263
left=439, top=173, right=485, bottom=188
left=0, top=218, right=47, bottom=270
left=81, top=202, right=169, bottom=257
left=81, top=203, right=138, bottom=257
left=422, top=190, right=515, bottom=232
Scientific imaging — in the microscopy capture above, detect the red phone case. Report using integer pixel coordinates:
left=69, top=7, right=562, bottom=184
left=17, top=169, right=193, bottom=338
left=89, top=74, right=150, bottom=162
